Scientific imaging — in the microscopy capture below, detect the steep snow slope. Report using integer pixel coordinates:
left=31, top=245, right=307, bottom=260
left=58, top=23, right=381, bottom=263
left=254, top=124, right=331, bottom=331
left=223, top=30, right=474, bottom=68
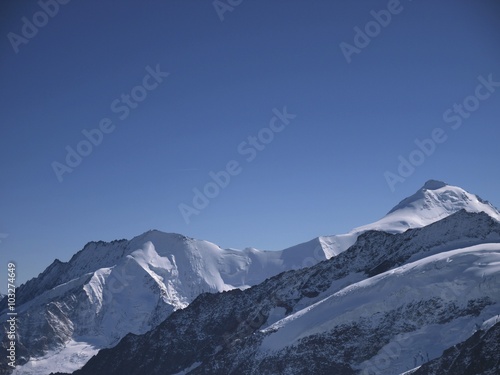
left=69, top=211, right=500, bottom=375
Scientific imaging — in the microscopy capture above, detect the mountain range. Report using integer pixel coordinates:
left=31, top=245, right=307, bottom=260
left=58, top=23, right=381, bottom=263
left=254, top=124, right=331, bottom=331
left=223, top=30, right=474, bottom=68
left=1, top=180, right=499, bottom=374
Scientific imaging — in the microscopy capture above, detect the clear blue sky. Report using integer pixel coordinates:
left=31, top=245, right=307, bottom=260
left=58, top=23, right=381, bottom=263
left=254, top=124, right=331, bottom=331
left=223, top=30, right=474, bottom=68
left=1, top=0, right=499, bottom=288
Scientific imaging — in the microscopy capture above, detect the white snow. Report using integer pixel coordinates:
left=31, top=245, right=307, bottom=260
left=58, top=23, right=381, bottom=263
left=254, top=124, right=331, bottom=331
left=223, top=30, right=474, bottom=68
left=12, top=339, right=101, bottom=375
left=481, top=314, right=500, bottom=331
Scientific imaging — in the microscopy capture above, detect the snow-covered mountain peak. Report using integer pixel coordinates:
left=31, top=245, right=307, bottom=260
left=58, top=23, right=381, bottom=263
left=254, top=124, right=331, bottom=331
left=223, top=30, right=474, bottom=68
left=387, top=180, right=499, bottom=217
left=421, top=179, right=447, bottom=190
left=352, top=180, right=500, bottom=235
left=128, top=230, right=192, bottom=254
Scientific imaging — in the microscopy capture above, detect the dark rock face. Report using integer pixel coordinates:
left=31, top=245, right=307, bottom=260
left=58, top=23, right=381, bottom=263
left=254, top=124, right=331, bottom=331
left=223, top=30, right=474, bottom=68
left=67, top=212, right=500, bottom=375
